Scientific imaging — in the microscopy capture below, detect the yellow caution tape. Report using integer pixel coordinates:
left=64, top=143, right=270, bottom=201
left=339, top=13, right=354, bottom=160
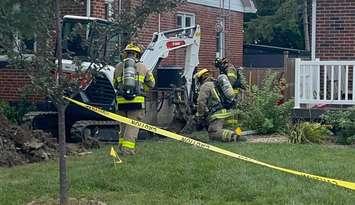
left=64, top=96, right=355, bottom=191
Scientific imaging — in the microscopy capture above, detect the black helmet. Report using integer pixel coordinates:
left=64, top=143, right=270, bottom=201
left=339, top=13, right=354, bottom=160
left=215, top=57, right=228, bottom=74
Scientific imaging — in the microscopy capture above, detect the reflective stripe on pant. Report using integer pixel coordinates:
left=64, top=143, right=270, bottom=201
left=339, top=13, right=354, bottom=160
left=118, top=109, right=144, bottom=150
left=119, top=139, right=136, bottom=149
left=209, top=108, right=233, bottom=121
left=116, top=96, right=145, bottom=104
left=207, top=119, right=234, bottom=142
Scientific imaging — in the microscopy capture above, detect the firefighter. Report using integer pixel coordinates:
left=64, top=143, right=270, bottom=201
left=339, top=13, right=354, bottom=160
left=194, top=68, right=246, bottom=142
left=215, top=57, right=246, bottom=95
left=113, top=43, right=155, bottom=155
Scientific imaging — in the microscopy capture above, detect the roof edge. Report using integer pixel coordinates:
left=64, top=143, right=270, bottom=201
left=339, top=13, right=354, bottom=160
left=241, top=0, right=257, bottom=13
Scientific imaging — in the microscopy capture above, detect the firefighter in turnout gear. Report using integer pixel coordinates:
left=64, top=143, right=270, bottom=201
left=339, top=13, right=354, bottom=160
left=215, top=57, right=246, bottom=95
left=194, top=68, right=246, bottom=142
left=113, top=43, right=155, bottom=155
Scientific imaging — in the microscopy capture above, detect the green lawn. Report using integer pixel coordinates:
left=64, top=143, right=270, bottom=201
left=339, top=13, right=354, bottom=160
left=1, top=139, right=355, bottom=205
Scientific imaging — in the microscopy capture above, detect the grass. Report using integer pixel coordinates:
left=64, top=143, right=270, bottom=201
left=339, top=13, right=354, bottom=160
left=1, top=139, right=355, bottom=205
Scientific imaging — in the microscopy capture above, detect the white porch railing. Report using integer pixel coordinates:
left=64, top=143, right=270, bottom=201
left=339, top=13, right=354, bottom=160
left=294, top=58, right=355, bottom=108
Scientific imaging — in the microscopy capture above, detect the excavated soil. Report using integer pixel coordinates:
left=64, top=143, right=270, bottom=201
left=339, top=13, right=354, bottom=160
left=0, top=113, right=58, bottom=167
left=0, top=113, right=98, bottom=167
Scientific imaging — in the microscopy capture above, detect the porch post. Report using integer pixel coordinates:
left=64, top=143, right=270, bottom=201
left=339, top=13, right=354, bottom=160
left=294, top=58, right=301, bottom=108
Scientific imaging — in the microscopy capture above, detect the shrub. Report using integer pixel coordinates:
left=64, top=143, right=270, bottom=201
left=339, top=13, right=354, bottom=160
left=321, top=108, right=355, bottom=144
left=14, top=98, right=36, bottom=123
left=288, top=122, right=331, bottom=144
left=234, top=72, right=293, bottom=134
left=0, top=100, right=17, bottom=123
left=0, top=99, right=36, bottom=124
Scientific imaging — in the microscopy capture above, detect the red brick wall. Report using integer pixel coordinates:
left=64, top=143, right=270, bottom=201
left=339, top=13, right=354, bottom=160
left=135, top=2, right=244, bottom=74
left=91, top=0, right=106, bottom=18
left=62, top=0, right=86, bottom=16
left=0, top=69, right=40, bottom=102
left=316, top=0, right=355, bottom=60
left=61, top=0, right=107, bottom=18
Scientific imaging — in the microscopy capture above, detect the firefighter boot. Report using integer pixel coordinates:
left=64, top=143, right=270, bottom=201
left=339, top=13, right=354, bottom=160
left=120, top=147, right=136, bottom=156
left=231, top=134, right=247, bottom=142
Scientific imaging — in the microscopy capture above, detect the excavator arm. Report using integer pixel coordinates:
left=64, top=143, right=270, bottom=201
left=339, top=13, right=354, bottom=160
left=140, top=25, right=201, bottom=96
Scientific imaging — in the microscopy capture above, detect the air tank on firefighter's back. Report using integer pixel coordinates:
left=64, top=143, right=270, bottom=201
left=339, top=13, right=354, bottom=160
left=216, top=74, right=235, bottom=102
left=122, top=58, right=137, bottom=99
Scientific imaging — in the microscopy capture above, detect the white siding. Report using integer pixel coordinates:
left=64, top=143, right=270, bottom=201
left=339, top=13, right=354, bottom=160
left=187, top=0, right=245, bottom=12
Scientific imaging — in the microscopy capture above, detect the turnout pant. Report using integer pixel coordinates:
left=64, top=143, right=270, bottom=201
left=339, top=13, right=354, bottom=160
left=118, top=109, right=144, bottom=154
left=207, top=119, right=234, bottom=142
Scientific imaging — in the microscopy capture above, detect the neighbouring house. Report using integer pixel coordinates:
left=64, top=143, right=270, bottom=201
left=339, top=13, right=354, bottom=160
left=315, top=0, right=355, bottom=60
left=244, top=44, right=309, bottom=69
left=293, top=0, right=355, bottom=118
left=0, top=0, right=256, bottom=103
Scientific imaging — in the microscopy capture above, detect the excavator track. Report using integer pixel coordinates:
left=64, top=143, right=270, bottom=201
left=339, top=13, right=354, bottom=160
left=70, top=120, right=119, bottom=143
left=22, top=111, right=58, bottom=138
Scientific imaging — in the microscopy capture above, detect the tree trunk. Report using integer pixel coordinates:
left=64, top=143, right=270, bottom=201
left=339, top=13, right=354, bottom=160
left=55, top=0, right=69, bottom=204
left=303, top=0, right=310, bottom=51
left=58, top=104, right=68, bottom=205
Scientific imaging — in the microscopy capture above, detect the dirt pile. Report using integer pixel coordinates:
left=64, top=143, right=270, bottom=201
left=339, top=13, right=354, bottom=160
left=0, top=113, right=57, bottom=167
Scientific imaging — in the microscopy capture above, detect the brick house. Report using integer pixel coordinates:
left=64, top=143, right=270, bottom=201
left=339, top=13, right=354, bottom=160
left=315, top=0, right=355, bottom=60
left=293, top=0, right=355, bottom=111
left=61, top=0, right=256, bottom=71
left=0, top=0, right=256, bottom=102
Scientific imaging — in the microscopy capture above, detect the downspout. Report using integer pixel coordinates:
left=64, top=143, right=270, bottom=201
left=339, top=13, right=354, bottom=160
left=86, top=0, right=91, bottom=17
left=311, top=0, right=316, bottom=60
left=119, top=0, right=122, bottom=14
left=222, top=0, right=225, bottom=58
left=118, top=0, right=122, bottom=51
left=158, top=14, right=161, bottom=32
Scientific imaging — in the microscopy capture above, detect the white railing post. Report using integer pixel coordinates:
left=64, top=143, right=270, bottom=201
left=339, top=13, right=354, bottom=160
left=316, top=62, right=320, bottom=100
left=324, top=65, right=327, bottom=100
left=345, top=65, right=348, bottom=100
left=331, top=65, right=334, bottom=101
left=294, top=58, right=301, bottom=108
left=338, top=65, right=341, bottom=100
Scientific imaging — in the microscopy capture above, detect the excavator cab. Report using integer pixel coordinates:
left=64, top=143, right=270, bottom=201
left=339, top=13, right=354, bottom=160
left=62, top=16, right=118, bottom=63
left=24, top=16, right=120, bottom=143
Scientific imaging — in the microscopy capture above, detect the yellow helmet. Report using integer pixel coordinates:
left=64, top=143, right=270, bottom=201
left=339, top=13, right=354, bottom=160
left=124, top=43, right=142, bottom=54
left=193, top=68, right=209, bottom=79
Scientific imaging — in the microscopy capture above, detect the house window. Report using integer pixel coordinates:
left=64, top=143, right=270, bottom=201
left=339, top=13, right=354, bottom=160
left=216, top=31, right=224, bottom=58
left=0, top=34, right=6, bottom=55
left=13, top=34, right=36, bottom=54
left=176, top=12, right=195, bottom=28
left=22, top=38, right=36, bottom=53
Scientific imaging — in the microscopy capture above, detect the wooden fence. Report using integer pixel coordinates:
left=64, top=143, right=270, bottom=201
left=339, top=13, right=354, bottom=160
left=242, top=58, right=295, bottom=100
